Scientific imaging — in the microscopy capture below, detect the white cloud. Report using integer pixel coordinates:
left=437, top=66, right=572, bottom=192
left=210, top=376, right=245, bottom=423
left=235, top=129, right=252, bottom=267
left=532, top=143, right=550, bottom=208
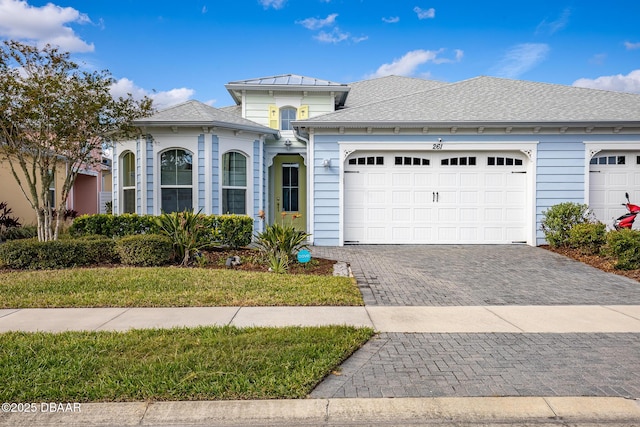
left=573, top=69, right=640, bottom=94
left=258, top=0, right=286, bottom=9
left=296, top=13, right=338, bottom=30
left=535, top=8, right=571, bottom=35
left=494, top=43, right=549, bottom=78
left=110, top=78, right=195, bottom=109
left=367, top=48, right=462, bottom=78
left=625, top=41, right=640, bottom=50
left=0, top=0, right=94, bottom=52
left=382, top=16, right=400, bottom=23
left=314, top=27, right=349, bottom=44
left=413, top=7, right=435, bottom=20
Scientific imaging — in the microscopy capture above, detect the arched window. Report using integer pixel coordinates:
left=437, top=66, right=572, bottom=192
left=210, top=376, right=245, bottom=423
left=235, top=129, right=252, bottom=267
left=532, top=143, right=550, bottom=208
left=121, top=152, right=135, bottom=213
left=280, top=107, right=296, bottom=131
left=160, top=149, right=193, bottom=213
left=222, top=151, right=247, bottom=214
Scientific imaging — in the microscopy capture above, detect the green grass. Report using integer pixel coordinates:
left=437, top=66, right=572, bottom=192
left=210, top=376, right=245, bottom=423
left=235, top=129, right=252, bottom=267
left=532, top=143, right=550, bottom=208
left=0, top=326, right=374, bottom=401
left=0, top=267, right=363, bottom=308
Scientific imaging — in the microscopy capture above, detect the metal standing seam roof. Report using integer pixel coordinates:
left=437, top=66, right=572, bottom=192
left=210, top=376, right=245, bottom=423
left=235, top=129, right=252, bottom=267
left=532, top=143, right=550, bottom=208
left=224, top=74, right=350, bottom=105
left=134, top=100, right=279, bottom=135
left=296, top=76, right=640, bottom=127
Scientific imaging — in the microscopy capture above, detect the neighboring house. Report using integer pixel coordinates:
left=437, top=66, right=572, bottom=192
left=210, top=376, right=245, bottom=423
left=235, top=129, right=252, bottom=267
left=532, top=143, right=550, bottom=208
left=0, top=155, right=111, bottom=225
left=112, top=74, right=640, bottom=246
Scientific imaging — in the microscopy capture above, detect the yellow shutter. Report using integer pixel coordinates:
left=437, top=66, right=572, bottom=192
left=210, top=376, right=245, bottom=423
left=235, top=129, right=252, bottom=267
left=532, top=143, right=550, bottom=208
left=268, top=105, right=278, bottom=129
left=297, top=105, right=309, bottom=120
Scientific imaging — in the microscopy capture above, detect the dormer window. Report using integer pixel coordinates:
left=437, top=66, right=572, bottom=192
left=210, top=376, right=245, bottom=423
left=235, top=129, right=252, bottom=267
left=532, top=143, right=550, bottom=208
left=280, top=107, right=296, bottom=131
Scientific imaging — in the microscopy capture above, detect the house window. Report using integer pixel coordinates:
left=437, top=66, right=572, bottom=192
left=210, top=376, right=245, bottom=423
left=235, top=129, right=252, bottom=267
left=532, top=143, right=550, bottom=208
left=282, top=163, right=299, bottom=212
left=160, top=149, right=193, bottom=213
left=222, top=151, right=247, bottom=214
left=121, top=152, right=135, bottom=213
left=280, top=107, right=296, bottom=131
left=47, top=170, right=55, bottom=208
left=487, top=157, right=523, bottom=166
left=590, top=155, right=626, bottom=165
left=441, top=156, right=476, bottom=166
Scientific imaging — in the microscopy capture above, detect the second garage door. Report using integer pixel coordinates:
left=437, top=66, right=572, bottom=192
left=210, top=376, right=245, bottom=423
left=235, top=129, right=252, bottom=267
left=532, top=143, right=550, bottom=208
left=344, top=151, right=529, bottom=244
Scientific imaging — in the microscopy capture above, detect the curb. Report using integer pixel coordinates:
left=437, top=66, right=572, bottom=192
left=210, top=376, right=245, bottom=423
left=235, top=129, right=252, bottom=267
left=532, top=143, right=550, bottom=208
left=2, top=397, right=639, bottom=426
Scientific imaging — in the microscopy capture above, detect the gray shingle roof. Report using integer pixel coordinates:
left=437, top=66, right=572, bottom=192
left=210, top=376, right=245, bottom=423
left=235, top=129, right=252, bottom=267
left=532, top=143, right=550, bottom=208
left=135, top=100, right=278, bottom=135
left=344, top=75, right=447, bottom=108
left=299, top=76, right=640, bottom=127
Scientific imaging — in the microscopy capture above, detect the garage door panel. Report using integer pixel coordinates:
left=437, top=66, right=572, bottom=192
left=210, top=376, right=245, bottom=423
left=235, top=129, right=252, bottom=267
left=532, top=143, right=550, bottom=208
left=344, top=151, right=529, bottom=244
left=392, top=208, right=411, bottom=221
left=589, top=151, right=640, bottom=229
left=367, top=191, right=386, bottom=204
left=392, top=191, right=411, bottom=204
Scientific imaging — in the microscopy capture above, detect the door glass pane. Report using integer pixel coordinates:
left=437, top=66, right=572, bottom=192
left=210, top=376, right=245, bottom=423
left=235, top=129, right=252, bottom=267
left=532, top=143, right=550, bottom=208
left=282, top=165, right=299, bottom=212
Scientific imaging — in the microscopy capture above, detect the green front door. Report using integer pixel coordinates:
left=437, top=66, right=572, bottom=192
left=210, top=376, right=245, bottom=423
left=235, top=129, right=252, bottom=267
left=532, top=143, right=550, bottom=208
left=273, top=155, right=306, bottom=231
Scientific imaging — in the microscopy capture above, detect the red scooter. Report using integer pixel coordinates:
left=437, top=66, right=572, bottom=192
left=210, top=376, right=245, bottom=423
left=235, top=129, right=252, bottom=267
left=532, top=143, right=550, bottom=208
left=613, top=192, right=640, bottom=230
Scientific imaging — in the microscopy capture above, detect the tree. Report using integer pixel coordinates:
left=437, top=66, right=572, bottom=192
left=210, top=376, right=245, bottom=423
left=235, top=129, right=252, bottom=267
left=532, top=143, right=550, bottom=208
left=0, top=40, right=153, bottom=241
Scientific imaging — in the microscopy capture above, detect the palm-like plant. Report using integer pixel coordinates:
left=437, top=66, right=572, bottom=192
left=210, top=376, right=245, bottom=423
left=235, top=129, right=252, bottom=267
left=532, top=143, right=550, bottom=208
left=155, top=210, right=209, bottom=266
left=255, top=214, right=310, bottom=273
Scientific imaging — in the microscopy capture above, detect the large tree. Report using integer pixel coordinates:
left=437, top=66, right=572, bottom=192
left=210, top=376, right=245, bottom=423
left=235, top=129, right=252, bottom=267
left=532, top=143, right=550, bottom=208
left=0, top=40, right=153, bottom=241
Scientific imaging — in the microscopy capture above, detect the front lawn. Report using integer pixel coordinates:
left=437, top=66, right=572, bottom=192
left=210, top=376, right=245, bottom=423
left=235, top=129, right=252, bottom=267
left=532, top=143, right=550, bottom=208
left=0, top=267, right=363, bottom=308
left=0, top=326, right=374, bottom=401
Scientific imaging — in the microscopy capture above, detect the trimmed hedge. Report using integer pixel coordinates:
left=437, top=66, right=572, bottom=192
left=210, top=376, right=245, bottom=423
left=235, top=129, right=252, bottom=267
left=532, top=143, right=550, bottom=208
left=567, top=222, right=607, bottom=255
left=115, top=235, right=173, bottom=266
left=71, top=213, right=254, bottom=248
left=540, top=202, right=594, bottom=247
left=0, top=236, right=117, bottom=270
left=606, top=229, right=640, bottom=270
left=69, top=214, right=159, bottom=237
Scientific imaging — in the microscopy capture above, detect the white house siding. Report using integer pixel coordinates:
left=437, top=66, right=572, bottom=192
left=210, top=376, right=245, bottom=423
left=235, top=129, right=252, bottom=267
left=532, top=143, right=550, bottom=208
left=243, top=92, right=336, bottom=129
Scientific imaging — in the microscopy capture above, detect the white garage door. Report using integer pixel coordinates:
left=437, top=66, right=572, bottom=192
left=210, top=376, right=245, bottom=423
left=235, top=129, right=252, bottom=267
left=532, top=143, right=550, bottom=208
left=344, top=151, right=528, bottom=244
left=589, top=151, right=640, bottom=228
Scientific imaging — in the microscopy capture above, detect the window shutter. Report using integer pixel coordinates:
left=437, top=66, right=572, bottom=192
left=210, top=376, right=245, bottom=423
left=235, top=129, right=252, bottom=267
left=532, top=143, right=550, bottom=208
left=297, top=105, right=309, bottom=120
left=268, top=105, right=278, bottom=129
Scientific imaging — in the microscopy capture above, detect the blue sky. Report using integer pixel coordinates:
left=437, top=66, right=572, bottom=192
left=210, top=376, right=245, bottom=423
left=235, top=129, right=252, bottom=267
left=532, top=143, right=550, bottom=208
left=1, top=0, right=639, bottom=109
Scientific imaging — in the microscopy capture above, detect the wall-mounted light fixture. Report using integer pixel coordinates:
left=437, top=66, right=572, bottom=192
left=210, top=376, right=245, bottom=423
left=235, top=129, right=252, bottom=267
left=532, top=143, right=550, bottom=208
left=323, top=158, right=331, bottom=168
left=284, top=139, right=292, bottom=150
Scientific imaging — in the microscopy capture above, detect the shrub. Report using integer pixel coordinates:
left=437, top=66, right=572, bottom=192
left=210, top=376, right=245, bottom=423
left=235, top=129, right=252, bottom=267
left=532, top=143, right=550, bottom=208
left=0, top=225, right=37, bottom=241
left=606, top=229, right=640, bottom=270
left=213, top=215, right=254, bottom=249
left=155, top=210, right=210, bottom=266
left=115, top=235, right=173, bottom=267
left=70, top=214, right=158, bottom=238
left=255, top=219, right=310, bottom=273
left=540, top=202, right=595, bottom=247
left=76, top=235, right=119, bottom=264
left=567, top=222, right=607, bottom=255
left=0, top=237, right=117, bottom=269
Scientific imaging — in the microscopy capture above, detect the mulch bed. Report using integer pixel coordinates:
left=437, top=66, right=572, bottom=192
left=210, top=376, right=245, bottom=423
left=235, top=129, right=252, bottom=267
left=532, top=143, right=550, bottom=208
left=542, top=245, right=640, bottom=283
left=203, top=248, right=336, bottom=276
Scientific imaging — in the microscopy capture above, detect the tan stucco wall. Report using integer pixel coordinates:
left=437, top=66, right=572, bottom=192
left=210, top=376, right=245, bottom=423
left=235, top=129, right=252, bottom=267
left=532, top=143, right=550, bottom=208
left=0, top=157, right=68, bottom=225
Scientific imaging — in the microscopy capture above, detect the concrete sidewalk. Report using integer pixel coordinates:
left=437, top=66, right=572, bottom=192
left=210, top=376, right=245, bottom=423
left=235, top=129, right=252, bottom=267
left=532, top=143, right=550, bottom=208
left=1, top=305, right=640, bottom=333
left=2, top=397, right=640, bottom=426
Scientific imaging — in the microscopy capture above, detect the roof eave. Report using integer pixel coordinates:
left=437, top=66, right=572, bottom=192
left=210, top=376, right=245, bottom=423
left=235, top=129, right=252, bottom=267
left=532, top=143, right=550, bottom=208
left=293, top=120, right=640, bottom=129
left=134, top=120, right=280, bottom=137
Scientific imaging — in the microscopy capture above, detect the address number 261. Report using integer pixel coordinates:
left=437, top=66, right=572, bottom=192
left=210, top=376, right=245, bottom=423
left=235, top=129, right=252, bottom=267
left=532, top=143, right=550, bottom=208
left=432, top=143, right=443, bottom=150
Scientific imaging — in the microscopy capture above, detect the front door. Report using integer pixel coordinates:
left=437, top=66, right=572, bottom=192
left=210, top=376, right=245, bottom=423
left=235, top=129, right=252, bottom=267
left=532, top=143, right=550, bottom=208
left=273, top=154, right=306, bottom=231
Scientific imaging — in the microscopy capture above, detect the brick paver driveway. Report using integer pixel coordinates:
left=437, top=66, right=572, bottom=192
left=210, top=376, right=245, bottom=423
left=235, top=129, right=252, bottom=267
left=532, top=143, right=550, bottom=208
left=310, top=245, right=640, bottom=399
left=311, top=245, right=640, bottom=306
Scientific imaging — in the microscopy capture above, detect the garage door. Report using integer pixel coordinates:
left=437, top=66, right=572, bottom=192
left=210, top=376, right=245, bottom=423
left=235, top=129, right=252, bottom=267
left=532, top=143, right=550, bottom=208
left=344, top=151, right=528, bottom=244
left=589, top=151, right=640, bottom=228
